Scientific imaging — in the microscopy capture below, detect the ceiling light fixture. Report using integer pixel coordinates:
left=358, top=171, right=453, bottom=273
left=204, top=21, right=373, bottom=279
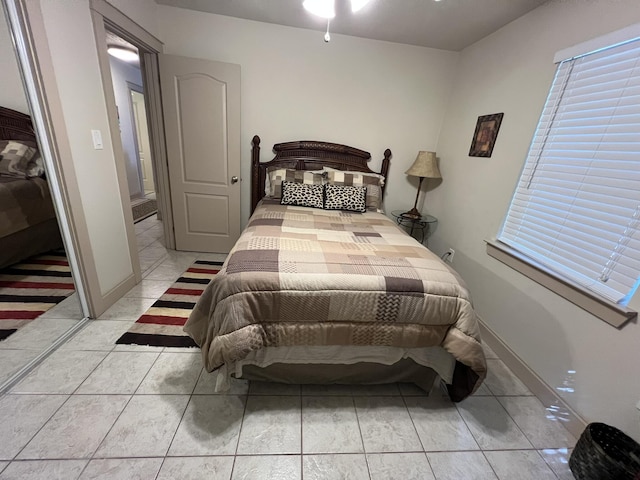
left=303, top=0, right=372, bottom=17
left=303, top=0, right=335, bottom=19
left=304, top=0, right=372, bottom=42
left=350, top=0, right=371, bottom=12
left=107, top=45, right=139, bottom=63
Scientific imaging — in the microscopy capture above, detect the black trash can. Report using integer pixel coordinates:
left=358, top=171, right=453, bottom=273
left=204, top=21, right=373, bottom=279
left=569, top=422, right=640, bottom=480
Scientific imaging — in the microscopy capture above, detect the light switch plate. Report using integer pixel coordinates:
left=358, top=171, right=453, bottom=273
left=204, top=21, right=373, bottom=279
left=91, top=129, right=103, bottom=150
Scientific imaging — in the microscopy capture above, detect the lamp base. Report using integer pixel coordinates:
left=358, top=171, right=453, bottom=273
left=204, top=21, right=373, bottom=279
left=402, top=207, right=422, bottom=220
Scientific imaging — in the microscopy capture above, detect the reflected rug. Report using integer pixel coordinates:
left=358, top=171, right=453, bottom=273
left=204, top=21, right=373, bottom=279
left=115, top=260, right=223, bottom=348
left=132, top=198, right=158, bottom=223
left=0, top=250, right=76, bottom=341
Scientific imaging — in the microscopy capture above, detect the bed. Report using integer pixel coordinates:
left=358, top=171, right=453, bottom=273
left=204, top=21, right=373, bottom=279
left=185, top=136, right=487, bottom=401
left=0, top=106, right=62, bottom=269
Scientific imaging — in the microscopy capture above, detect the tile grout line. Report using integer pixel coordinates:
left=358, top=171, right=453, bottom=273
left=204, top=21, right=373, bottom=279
left=299, top=387, right=304, bottom=480
left=229, top=383, right=251, bottom=478
left=157, top=369, right=201, bottom=470
left=350, top=393, right=372, bottom=479
left=453, top=392, right=502, bottom=479
left=401, top=391, right=439, bottom=479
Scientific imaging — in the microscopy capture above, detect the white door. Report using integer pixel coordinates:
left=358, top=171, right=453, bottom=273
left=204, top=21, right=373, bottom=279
left=130, top=89, right=155, bottom=194
left=159, top=54, right=241, bottom=253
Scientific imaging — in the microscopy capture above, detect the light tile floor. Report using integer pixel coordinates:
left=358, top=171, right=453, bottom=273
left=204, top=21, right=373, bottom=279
left=0, top=215, right=577, bottom=479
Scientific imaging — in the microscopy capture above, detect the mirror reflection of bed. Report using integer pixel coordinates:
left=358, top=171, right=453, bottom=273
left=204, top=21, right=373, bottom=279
left=0, top=7, right=83, bottom=387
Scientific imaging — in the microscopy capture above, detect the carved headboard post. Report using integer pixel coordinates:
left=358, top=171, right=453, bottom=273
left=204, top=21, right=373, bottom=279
left=251, top=135, right=261, bottom=214
left=0, top=106, right=37, bottom=144
left=381, top=149, right=391, bottom=195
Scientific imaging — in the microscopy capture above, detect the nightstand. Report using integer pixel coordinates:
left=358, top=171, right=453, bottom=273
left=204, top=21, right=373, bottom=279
left=391, top=210, right=438, bottom=244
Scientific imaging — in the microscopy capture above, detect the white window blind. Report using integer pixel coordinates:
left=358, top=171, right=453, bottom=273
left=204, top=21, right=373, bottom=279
left=498, top=36, right=640, bottom=305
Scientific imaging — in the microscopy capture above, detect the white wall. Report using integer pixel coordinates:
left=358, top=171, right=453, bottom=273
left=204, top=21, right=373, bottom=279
left=157, top=6, right=460, bottom=225
left=106, top=0, right=160, bottom=40
left=431, top=0, right=640, bottom=440
left=0, top=7, right=28, bottom=114
left=108, top=56, right=143, bottom=198
left=37, top=0, right=133, bottom=295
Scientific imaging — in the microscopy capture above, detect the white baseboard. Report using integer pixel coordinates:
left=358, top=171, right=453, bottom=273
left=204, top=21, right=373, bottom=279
left=478, top=317, right=587, bottom=440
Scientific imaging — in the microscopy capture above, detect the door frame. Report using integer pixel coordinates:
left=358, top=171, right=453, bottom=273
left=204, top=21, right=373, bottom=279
left=126, top=82, right=147, bottom=196
left=90, top=0, right=176, bottom=254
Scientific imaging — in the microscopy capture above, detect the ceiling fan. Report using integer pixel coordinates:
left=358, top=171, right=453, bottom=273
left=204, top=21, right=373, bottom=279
left=302, top=0, right=372, bottom=42
left=303, top=0, right=372, bottom=18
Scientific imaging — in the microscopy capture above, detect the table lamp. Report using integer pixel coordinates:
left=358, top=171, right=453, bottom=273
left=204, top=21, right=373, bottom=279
left=403, top=151, right=441, bottom=219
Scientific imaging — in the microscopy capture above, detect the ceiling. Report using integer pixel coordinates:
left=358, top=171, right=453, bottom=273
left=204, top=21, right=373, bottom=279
left=155, top=0, right=549, bottom=51
left=106, top=31, right=138, bottom=52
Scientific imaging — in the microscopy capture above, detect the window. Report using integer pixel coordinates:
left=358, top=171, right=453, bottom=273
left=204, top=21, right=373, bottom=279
left=495, top=30, right=640, bottom=320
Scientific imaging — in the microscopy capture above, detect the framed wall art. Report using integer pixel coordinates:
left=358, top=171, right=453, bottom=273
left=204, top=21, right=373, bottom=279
left=469, top=112, right=504, bottom=157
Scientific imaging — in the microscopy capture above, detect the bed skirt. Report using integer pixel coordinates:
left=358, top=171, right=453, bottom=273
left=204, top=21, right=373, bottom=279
left=213, top=345, right=456, bottom=393
left=238, top=361, right=441, bottom=393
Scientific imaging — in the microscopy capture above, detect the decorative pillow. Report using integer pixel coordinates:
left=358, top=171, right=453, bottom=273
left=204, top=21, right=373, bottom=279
left=27, top=153, right=45, bottom=178
left=0, top=141, right=38, bottom=178
left=266, top=168, right=325, bottom=198
left=324, top=183, right=367, bottom=213
left=280, top=181, right=324, bottom=209
left=323, top=166, right=386, bottom=185
left=325, top=170, right=384, bottom=210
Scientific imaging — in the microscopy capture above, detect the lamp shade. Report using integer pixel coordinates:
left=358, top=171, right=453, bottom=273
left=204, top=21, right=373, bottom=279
left=405, top=151, right=441, bottom=179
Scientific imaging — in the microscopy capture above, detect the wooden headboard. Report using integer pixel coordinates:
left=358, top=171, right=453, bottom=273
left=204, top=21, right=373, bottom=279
left=251, top=135, right=391, bottom=213
left=0, top=106, right=36, bottom=144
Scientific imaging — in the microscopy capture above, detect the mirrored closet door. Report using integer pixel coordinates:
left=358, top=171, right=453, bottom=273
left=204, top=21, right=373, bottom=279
left=0, top=2, right=87, bottom=389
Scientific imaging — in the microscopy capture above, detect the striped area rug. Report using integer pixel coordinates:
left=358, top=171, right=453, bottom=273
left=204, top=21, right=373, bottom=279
left=115, top=260, right=223, bottom=348
left=0, top=251, right=76, bottom=341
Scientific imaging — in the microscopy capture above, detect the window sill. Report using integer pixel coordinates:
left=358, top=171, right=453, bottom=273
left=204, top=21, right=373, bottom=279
left=486, top=240, right=637, bottom=328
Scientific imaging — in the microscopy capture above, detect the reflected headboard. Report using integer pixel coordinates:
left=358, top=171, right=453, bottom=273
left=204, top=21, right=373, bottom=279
left=250, top=135, right=391, bottom=214
left=0, top=106, right=36, bottom=144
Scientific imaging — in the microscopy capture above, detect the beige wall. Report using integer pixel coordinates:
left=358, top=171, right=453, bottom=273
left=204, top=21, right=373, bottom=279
left=106, top=0, right=159, bottom=39
left=431, top=0, right=640, bottom=441
left=37, top=0, right=133, bottom=295
left=157, top=6, right=460, bottom=225
left=0, top=6, right=28, bottom=113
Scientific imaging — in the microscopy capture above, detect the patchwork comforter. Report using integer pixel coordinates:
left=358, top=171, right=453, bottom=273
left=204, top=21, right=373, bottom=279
left=185, top=199, right=487, bottom=400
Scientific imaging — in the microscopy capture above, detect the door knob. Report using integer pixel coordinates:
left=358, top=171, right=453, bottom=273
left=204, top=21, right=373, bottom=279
left=231, top=176, right=239, bottom=184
